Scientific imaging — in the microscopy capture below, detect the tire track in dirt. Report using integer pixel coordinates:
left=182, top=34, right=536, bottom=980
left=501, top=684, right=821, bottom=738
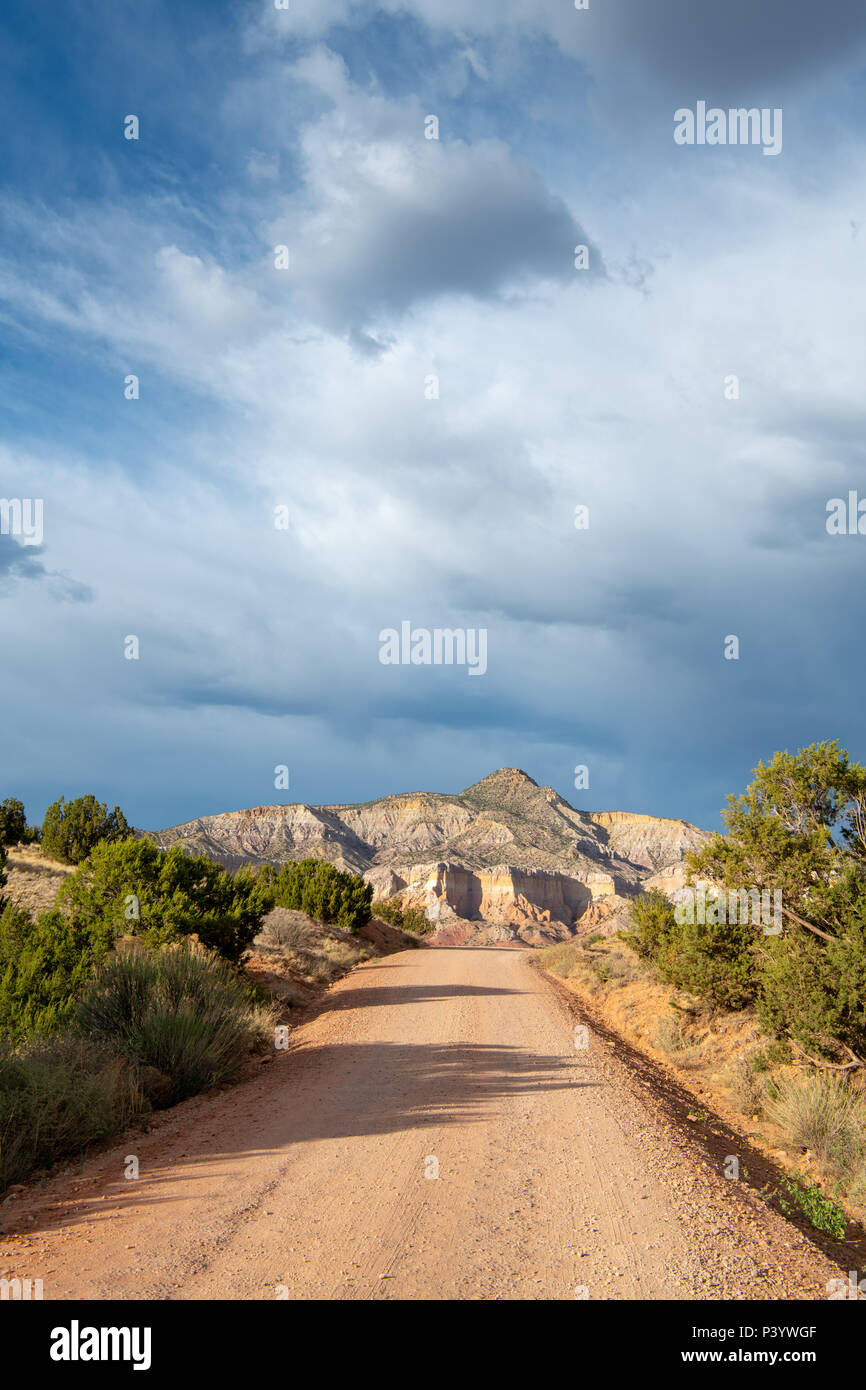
left=0, top=947, right=843, bottom=1300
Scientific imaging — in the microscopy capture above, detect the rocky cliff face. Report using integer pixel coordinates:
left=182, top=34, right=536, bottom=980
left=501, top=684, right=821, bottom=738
left=586, top=811, right=706, bottom=873
left=154, top=768, right=708, bottom=945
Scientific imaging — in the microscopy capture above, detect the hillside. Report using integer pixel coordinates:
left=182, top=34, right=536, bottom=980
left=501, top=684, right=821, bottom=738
left=3, top=844, right=75, bottom=916
left=153, top=769, right=707, bottom=946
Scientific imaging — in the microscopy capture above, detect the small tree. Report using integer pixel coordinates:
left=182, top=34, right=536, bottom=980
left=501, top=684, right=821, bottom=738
left=0, top=798, right=32, bottom=848
left=372, top=898, right=434, bottom=934
left=757, top=867, right=866, bottom=1060
left=57, top=839, right=268, bottom=965
left=629, top=888, right=756, bottom=1010
left=40, top=795, right=131, bottom=865
left=685, top=741, right=862, bottom=927
left=629, top=889, right=677, bottom=962
left=0, top=902, right=104, bottom=1039
left=685, top=741, right=866, bottom=1060
left=259, top=859, right=372, bottom=933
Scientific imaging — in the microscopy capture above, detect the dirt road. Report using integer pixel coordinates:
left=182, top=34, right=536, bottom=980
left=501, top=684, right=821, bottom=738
left=0, top=947, right=841, bottom=1300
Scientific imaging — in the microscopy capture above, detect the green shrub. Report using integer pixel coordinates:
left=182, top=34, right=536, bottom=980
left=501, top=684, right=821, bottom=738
left=778, top=1176, right=847, bottom=1239
left=371, top=898, right=432, bottom=934
left=629, top=889, right=756, bottom=1010
left=0, top=1033, right=141, bottom=1192
left=0, top=842, right=270, bottom=1041
left=0, top=798, right=34, bottom=848
left=260, top=859, right=372, bottom=933
left=757, top=883, right=866, bottom=1061
left=629, top=890, right=675, bottom=960
left=76, top=943, right=274, bottom=1105
left=58, top=839, right=269, bottom=965
left=684, top=742, right=866, bottom=1060
left=0, top=940, right=276, bottom=1192
left=40, top=795, right=131, bottom=865
left=0, top=904, right=109, bottom=1041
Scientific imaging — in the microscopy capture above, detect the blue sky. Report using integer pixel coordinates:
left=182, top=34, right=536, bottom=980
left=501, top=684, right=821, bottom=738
left=2, top=0, right=866, bottom=833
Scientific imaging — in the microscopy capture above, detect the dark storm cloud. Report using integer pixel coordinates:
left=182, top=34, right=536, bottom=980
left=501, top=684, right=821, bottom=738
left=0, top=536, right=93, bottom=601
left=291, top=139, right=604, bottom=332
left=585, top=0, right=866, bottom=93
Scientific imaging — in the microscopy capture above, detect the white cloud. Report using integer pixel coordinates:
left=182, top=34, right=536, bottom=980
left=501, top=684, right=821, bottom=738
left=5, top=18, right=866, bottom=826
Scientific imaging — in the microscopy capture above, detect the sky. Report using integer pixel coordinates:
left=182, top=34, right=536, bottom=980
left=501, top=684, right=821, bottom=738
left=1, top=0, right=866, bottom=833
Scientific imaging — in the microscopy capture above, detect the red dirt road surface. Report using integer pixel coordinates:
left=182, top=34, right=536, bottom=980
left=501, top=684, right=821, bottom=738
left=0, top=947, right=841, bottom=1300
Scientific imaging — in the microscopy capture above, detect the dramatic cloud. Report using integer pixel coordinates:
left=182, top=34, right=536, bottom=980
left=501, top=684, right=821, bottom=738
left=0, top=1, right=864, bottom=832
left=256, top=48, right=601, bottom=337
left=251, top=0, right=866, bottom=90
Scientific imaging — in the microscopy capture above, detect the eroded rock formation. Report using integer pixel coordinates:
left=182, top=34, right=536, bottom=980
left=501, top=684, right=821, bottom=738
left=154, top=768, right=708, bottom=945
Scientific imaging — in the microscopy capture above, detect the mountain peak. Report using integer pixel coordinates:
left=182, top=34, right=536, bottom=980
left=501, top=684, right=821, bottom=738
left=152, top=770, right=709, bottom=946
left=461, top=768, right=539, bottom=795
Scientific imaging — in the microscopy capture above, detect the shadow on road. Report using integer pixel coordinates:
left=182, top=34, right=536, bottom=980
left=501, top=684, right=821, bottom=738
left=10, top=1022, right=595, bottom=1236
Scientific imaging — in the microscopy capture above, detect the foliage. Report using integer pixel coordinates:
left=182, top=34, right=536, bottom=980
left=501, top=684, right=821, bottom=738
left=629, top=890, right=678, bottom=961
left=0, top=1033, right=141, bottom=1192
left=778, top=1177, right=847, bottom=1239
left=629, top=889, right=756, bottom=1010
left=686, top=741, right=866, bottom=931
left=76, top=942, right=274, bottom=1105
left=757, top=897, right=866, bottom=1061
left=371, top=897, right=432, bottom=934
left=259, top=858, right=372, bottom=933
left=0, top=841, right=270, bottom=1040
left=0, top=798, right=35, bottom=848
left=0, top=940, right=275, bottom=1192
left=40, top=795, right=131, bottom=865
left=57, top=840, right=269, bottom=964
left=631, top=743, right=866, bottom=1059
left=0, top=904, right=105, bottom=1040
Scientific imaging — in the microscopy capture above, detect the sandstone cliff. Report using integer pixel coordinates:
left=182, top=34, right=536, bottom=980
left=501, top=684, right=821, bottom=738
left=153, top=769, right=708, bottom=945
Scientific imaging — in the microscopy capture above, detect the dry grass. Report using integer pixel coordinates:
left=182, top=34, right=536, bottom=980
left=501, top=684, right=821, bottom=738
left=3, top=845, right=73, bottom=916
left=539, top=934, right=764, bottom=1085
left=535, top=929, right=866, bottom=1222
left=0, top=1033, right=143, bottom=1192
left=847, top=1159, right=866, bottom=1210
left=653, top=1013, right=688, bottom=1054
left=246, top=907, right=377, bottom=1007
left=726, top=1054, right=768, bottom=1117
left=539, top=936, right=642, bottom=993
left=764, top=1071, right=866, bottom=1173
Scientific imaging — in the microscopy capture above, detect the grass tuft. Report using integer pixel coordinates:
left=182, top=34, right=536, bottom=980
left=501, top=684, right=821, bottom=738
left=764, top=1071, right=866, bottom=1172
left=0, top=1034, right=141, bottom=1191
left=76, top=942, right=276, bottom=1105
